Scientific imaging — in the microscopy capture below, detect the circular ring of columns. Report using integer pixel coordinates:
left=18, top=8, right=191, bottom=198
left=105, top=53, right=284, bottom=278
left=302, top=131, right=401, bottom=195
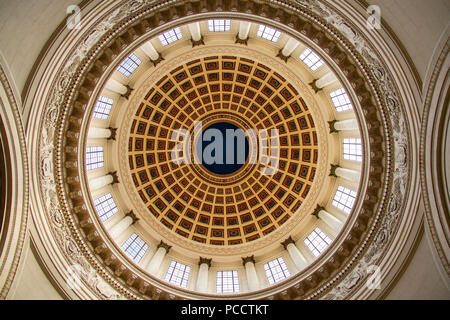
left=26, top=0, right=421, bottom=301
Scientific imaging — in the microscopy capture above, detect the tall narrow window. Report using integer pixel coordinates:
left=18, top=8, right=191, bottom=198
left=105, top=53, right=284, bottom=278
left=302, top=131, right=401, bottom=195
left=121, top=233, right=149, bottom=263
left=299, top=48, right=324, bottom=71
left=330, top=88, right=353, bottom=112
left=85, top=146, right=104, bottom=170
left=93, top=193, right=118, bottom=222
left=117, top=53, right=141, bottom=77
left=257, top=24, right=281, bottom=42
left=343, top=138, right=362, bottom=162
left=165, top=261, right=191, bottom=288
left=208, top=19, right=231, bottom=32
left=93, top=96, right=113, bottom=120
left=159, top=27, right=182, bottom=46
left=216, top=270, right=240, bottom=293
left=332, top=185, right=357, bottom=214
left=304, top=227, right=332, bottom=257
left=264, top=257, right=290, bottom=285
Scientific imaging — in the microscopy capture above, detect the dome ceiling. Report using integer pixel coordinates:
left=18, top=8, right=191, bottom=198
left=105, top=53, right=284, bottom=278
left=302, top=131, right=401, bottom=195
left=126, top=55, right=320, bottom=246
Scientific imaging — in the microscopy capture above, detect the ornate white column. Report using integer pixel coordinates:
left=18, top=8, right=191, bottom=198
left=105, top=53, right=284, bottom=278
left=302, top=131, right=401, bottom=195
left=281, top=38, right=300, bottom=57
left=87, top=127, right=117, bottom=140
left=141, top=41, right=164, bottom=66
left=310, top=71, right=338, bottom=93
left=313, top=206, right=344, bottom=233
left=330, top=165, right=361, bottom=182
left=329, top=119, right=359, bottom=132
left=146, top=241, right=171, bottom=276
left=105, top=78, right=127, bottom=95
left=196, top=257, right=211, bottom=292
left=236, top=21, right=251, bottom=44
left=88, top=172, right=118, bottom=192
left=281, top=237, right=308, bottom=271
left=109, top=211, right=138, bottom=240
left=316, top=71, right=338, bottom=88
left=141, top=41, right=160, bottom=61
left=188, top=22, right=202, bottom=41
left=242, top=256, right=260, bottom=291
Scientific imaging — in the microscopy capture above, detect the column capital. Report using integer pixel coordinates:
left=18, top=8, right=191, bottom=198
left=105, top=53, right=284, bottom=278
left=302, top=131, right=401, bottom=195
left=328, top=120, right=338, bottom=133
left=276, top=49, right=290, bottom=63
left=125, top=210, right=139, bottom=224
left=198, top=257, right=212, bottom=267
left=235, top=34, right=249, bottom=45
left=157, top=240, right=172, bottom=253
left=312, top=205, right=325, bottom=218
left=281, top=236, right=296, bottom=250
left=329, top=164, right=340, bottom=177
left=242, top=255, right=255, bottom=266
left=150, top=52, right=164, bottom=66
left=191, top=36, right=205, bottom=47
left=120, top=84, right=134, bottom=100
left=107, top=127, right=117, bottom=141
left=108, top=171, right=119, bottom=184
left=308, top=79, right=322, bottom=93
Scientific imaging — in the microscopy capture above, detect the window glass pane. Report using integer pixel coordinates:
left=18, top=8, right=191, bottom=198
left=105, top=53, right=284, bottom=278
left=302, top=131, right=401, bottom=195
left=208, top=19, right=231, bottom=32
left=343, top=138, right=362, bottom=162
left=256, top=24, right=281, bottom=42
left=93, top=193, right=118, bottom=222
left=121, top=233, right=149, bottom=263
left=86, top=146, right=104, bottom=170
left=332, top=185, right=357, bottom=214
left=330, top=88, right=353, bottom=112
left=159, top=27, right=183, bottom=46
left=304, top=227, right=332, bottom=257
left=117, top=53, right=141, bottom=77
left=164, top=261, right=191, bottom=288
left=93, top=96, right=113, bottom=120
left=299, top=48, right=324, bottom=71
left=263, top=257, right=290, bottom=285
left=216, top=270, right=240, bottom=293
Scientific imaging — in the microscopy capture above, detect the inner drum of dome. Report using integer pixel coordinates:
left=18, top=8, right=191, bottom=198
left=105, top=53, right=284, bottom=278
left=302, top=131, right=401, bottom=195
left=128, top=56, right=320, bottom=246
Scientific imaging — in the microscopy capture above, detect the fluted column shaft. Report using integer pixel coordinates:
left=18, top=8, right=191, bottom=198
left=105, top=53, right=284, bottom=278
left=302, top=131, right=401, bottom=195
left=318, top=209, right=344, bottom=232
left=188, top=22, right=202, bottom=41
left=88, top=173, right=114, bottom=192
left=286, top=243, right=308, bottom=271
left=238, top=21, right=251, bottom=40
left=196, top=263, right=209, bottom=292
left=244, top=260, right=260, bottom=291
left=335, top=167, right=360, bottom=182
left=281, top=38, right=300, bottom=56
left=141, top=41, right=160, bottom=61
left=315, top=71, right=338, bottom=89
left=109, top=216, right=133, bottom=240
left=88, top=127, right=112, bottom=139
left=105, top=78, right=127, bottom=95
left=334, top=119, right=359, bottom=131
